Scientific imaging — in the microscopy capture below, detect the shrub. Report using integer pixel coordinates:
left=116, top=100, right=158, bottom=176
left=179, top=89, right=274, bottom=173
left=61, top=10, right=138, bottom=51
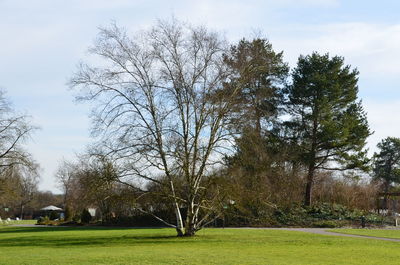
left=49, top=211, right=59, bottom=220
left=223, top=202, right=392, bottom=227
left=37, top=216, right=50, bottom=225
left=81, top=209, right=92, bottom=224
left=72, top=213, right=81, bottom=223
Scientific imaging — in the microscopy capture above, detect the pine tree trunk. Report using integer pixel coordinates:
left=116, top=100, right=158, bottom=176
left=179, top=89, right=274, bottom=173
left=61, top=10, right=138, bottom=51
left=384, top=181, right=390, bottom=210
left=304, top=180, right=312, bottom=207
left=304, top=166, right=315, bottom=207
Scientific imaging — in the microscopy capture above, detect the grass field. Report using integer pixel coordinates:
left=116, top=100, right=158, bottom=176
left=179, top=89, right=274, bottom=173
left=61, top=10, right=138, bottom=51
left=330, top=228, right=400, bottom=240
left=0, top=226, right=399, bottom=264
left=0, top=219, right=37, bottom=226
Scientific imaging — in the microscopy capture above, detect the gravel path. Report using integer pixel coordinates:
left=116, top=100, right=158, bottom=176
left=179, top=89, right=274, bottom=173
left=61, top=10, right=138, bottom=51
left=10, top=224, right=42, bottom=227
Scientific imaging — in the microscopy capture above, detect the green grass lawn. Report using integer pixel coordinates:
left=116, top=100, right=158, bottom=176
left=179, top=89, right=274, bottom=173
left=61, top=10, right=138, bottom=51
left=0, top=226, right=399, bottom=265
left=330, top=228, right=400, bottom=240
left=0, top=219, right=37, bottom=226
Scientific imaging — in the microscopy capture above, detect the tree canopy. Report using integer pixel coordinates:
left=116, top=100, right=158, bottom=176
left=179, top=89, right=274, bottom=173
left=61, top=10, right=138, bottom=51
left=285, top=52, right=371, bottom=206
left=223, top=38, right=288, bottom=135
left=70, top=19, right=239, bottom=236
left=372, top=137, right=400, bottom=191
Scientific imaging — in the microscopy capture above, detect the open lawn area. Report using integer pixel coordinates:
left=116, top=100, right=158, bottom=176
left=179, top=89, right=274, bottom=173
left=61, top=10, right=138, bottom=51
left=0, top=220, right=37, bottom=226
left=0, top=227, right=399, bottom=265
left=330, top=228, right=400, bottom=240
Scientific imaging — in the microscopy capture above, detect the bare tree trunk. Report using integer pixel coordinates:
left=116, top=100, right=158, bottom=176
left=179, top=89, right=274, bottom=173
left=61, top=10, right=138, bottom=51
left=174, top=203, right=184, bottom=237
left=184, top=199, right=197, bottom=236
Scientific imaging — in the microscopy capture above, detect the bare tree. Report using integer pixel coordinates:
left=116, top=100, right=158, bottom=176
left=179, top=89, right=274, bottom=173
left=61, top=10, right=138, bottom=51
left=0, top=163, right=39, bottom=219
left=0, top=89, right=38, bottom=212
left=56, top=155, right=122, bottom=221
left=55, top=159, right=78, bottom=210
left=0, top=89, right=37, bottom=172
left=15, top=168, right=39, bottom=219
left=70, top=19, right=238, bottom=236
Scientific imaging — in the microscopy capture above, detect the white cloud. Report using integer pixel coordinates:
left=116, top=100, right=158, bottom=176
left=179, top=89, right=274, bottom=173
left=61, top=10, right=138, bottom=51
left=272, top=23, right=400, bottom=76
left=364, top=100, right=400, bottom=154
left=1, top=0, right=144, bottom=10
left=273, top=0, right=339, bottom=8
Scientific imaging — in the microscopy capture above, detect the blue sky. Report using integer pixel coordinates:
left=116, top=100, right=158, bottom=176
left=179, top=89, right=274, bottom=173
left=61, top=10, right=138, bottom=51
left=1, top=0, right=400, bottom=192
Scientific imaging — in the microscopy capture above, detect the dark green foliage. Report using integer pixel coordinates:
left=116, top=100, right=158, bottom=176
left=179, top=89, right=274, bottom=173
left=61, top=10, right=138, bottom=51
left=81, top=209, right=92, bottom=224
left=372, top=137, right=400, bottom=191
left=223, top=39, right=300, bottom=218
left=223, top=38, right=289, bottom=134
left=71, top=212, right=81, bottom=222
left=49, top=211, right=59, bottom=220
left=285, top=52, right=371, bottom=206
left=223, top=202, right=389, bottom=228
left=307, top=203, right=359, bottom=220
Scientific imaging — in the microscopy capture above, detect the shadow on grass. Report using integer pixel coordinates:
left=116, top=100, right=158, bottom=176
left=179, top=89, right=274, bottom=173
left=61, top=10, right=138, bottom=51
left=0, top=226, right=165, bottom=234
left=0, top=226, right=197, bottom=248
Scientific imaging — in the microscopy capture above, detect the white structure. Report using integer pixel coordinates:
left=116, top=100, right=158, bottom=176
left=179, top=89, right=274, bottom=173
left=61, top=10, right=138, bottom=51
left=88, top=208, right=96, bottom=217
left=40, top=205, right=63, bottom=211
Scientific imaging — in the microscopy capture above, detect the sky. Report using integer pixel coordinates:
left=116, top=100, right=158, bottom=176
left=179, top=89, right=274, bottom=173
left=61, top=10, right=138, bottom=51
left=1, top=0, right=400, bottom=192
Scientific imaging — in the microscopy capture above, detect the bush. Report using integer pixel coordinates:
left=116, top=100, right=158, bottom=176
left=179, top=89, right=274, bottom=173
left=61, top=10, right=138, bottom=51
left=81, top=209, right=92, bottom=224
left=37, top=216, right=60, bottom=226
left=37, top=216, right=50, bottom=225
left=49, top=211, right=59, bottom=220
left=72, top=213, right=81, bottom=223
left=223, top=202, right=392, bottom=228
